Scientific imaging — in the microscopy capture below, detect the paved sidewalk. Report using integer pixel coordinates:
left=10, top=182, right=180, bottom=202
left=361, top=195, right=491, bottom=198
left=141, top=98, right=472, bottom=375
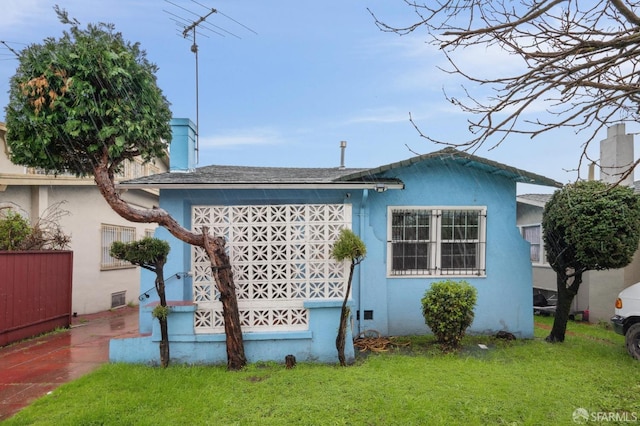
left=0, top=306, right=139, bottom=421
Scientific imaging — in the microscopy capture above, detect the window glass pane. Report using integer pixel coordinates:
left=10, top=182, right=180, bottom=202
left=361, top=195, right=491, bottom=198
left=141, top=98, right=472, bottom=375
left=441, top=242, right=478, bottom=270
left=417, top=212, right=429, bottom=240
left=440, top=210, right=481, bottom=272
left=466, top=224, right=478, bottom=240
left=391, top=210, right=431, bottom=273
left=405, top=226, right=416, bottom=240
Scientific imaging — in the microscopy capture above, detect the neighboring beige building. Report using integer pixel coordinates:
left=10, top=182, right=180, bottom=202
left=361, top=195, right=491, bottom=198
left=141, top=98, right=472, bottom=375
left=0, top=122, right=168, bottom=315
left=518, top=124, right=640, bottom=322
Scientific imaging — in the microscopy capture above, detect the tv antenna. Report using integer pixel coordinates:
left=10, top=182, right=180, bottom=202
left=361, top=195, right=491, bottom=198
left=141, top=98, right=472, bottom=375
left=0, top=40, right=23, bottom=60
left=164, top=1, right=257, bottom=165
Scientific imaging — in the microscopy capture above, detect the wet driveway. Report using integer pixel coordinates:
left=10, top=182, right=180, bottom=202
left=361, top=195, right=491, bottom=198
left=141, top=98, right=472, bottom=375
left=0, top=306, right=139, bottom=421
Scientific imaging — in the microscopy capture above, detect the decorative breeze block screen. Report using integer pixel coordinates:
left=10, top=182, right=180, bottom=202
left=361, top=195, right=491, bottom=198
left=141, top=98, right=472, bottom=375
left=192, top=204, right=352, bottom=333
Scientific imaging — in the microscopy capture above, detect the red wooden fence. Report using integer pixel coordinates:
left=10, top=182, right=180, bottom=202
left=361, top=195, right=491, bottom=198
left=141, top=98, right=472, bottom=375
left=0, top=251, right=73, bottom=346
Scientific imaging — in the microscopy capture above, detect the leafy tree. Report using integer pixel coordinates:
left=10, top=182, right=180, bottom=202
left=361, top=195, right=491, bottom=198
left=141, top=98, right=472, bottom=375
left=4, top=8, right=246, bottom=370
left=371, top=1, right=640, bottom=175
left=543, top=180, right=640, bottom=342
left=111, top=237, right=171, bottom=367
left=331, top=228, right=366, bottom=366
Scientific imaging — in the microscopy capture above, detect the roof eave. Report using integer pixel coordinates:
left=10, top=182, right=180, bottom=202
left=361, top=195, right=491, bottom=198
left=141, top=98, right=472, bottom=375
left=511, top=175, right=562, bottom=188
left=116, top=182, right=406, bottom=191
left=338, top=148, right=563, bottom=188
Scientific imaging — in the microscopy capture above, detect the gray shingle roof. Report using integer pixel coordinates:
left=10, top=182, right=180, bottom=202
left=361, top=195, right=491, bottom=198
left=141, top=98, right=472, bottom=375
left=118, top=147, right=561, bottom=190
left=117, top=164, right=403, bottom=189
left=339, top=147, right=562, bottom=187
left=520, top=179, right=640, bottom=206
left=517, top=193, right=553, bottom=207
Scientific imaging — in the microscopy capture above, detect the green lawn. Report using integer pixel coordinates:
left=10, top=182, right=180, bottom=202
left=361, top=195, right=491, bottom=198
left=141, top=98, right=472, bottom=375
left=5, top=317, right=640, bottom=425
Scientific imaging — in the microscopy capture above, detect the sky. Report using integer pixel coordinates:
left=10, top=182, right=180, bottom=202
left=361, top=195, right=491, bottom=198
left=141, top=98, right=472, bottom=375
left=1, top=0, right=635, bottom=195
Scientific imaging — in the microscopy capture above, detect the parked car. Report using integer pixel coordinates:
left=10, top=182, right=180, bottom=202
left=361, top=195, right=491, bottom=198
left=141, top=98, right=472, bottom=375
left=611, top=282, right=640, bottom=360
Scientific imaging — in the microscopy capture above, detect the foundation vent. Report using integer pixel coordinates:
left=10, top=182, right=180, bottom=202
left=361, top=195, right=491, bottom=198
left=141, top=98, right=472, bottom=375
left=111, top=291, right=126, bottom=309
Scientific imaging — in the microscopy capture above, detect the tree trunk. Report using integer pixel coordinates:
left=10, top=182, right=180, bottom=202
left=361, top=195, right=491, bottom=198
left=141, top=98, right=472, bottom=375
left=93, top=162, right=246, bottom=371
left=336, top=261, right=355, bottom=367
left=93, top=162, right=204, bottom=246
left=546, top=270, right=582, bottom=343
left=155, top=262, right=170, bottom=368
left=203, top=229, right=247, bottom=371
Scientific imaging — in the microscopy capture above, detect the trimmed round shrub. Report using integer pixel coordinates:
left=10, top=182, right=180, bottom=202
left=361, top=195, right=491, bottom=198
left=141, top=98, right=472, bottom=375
left=421, top=280, right=477, bottom=349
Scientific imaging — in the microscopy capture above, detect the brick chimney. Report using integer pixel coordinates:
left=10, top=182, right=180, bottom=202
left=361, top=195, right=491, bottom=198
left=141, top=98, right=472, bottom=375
left=169, top=118, right=197, bottom=172
left=600, top=123, right=634, bottom=186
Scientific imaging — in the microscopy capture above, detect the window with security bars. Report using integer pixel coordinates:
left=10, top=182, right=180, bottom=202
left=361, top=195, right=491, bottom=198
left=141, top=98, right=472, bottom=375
left=101, top=224, right=136, bottom=269
left=388, top=207, right=486, bottom=276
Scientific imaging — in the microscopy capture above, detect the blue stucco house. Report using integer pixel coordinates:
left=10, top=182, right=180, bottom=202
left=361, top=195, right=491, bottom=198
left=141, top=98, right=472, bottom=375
left=109, top=118, right=561, bottom=365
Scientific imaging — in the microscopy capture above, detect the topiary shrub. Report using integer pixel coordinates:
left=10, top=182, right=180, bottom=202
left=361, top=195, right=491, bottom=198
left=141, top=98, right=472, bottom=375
left=421, top=280, right=477, bottom=350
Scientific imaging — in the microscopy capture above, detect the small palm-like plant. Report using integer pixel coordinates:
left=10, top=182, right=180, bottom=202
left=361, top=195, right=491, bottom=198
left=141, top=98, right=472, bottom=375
left=331, top=228, right=366, bottom=366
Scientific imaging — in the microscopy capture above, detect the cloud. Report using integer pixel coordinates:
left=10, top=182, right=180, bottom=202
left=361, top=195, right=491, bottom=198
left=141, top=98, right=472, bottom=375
left=362, top=29, right=529, bottom=97
left=2, top=0, right=52, bottom=30
left=198, top=128, right=285, bottom=148
left=2, top=0, right=163, bottom=41
left=343, top=107, right=413, bottom=125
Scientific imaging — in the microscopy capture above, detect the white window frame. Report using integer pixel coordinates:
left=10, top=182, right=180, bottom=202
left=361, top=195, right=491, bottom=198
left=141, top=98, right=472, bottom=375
left=101, top=224, right=136, bottom=270
left=520, top=224, right=546, bottom=265
left=387, top=206, right=487, bottom=277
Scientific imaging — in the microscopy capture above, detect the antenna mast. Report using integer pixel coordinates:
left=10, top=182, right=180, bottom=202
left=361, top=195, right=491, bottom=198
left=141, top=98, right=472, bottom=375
left=181, top=8, right=217, bottom=165
left=0, top=40, right=20, bottom=57
left=165, top=1, right=257, bottom=165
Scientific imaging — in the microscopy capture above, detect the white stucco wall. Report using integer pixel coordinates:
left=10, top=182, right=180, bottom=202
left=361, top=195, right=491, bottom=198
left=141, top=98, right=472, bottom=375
left=0, top=124, right=26, bottom=175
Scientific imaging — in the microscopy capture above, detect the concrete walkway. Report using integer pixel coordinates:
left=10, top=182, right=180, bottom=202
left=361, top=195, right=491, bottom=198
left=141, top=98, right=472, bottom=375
left=0, top=306, right=139, bottom=421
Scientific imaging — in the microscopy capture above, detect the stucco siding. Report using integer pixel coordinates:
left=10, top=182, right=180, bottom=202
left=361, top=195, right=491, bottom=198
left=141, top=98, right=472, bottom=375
left=51, top=187, right=153, bottom=314
left=137, top=187, right=365, bottom=333
left=516, top=202, right=544, bottom=226
left=362, top=160, right=534, bottom=338
left=0, top=186, right=31, bottom=218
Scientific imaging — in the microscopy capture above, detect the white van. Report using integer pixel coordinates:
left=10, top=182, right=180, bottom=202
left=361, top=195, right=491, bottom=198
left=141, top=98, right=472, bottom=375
left=611, top=282, right=640, bottom=360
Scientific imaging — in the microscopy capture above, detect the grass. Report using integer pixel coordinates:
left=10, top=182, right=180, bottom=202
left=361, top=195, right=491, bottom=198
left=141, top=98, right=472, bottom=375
left=4, top=316, right=640, bottom=425
left=2, top=327, right=69, bottom=350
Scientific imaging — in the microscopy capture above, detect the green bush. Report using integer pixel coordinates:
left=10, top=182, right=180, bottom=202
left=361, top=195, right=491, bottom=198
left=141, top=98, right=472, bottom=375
left=421, top=280, right=477, bottom=349
left=152, top=304, right=171, bottom=321
left=0, top=210, right=32, bottom=250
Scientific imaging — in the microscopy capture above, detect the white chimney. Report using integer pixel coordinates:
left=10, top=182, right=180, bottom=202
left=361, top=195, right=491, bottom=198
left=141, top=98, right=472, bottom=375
left=600, top=123, right=634, bottom=186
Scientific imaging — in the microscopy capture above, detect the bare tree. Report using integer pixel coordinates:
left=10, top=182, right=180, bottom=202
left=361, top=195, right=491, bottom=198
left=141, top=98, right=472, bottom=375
left=370, top=1, right=640, bottom=173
